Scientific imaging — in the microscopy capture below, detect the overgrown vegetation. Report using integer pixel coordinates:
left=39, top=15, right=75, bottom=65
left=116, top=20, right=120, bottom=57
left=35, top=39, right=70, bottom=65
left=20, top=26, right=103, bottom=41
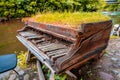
left=17, top=51, right=28, bottom=68
left=32, top=12, right=110, bottom=28
left=103, top=0, right=120, bottom=11
left=42, top=65, right=67, bottom=80
left=0, top=0, right=115, bottom=18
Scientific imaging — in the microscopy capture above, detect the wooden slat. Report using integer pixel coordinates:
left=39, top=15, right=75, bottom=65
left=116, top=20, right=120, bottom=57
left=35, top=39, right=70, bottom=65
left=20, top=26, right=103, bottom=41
left=19, top=31, right=37, bottom=37
left=32, top=38, right=45, bottom=44
left=51, top=53, right=66, bottom=61
left=37, top=60, right=45, bottom=80
left=38, top=43, right=56, bottom=49
left=40, top=43, right=66, bottom=52
left=47, top=49, right=67, bottom=57
left=26, top=35, right=44, bottom=40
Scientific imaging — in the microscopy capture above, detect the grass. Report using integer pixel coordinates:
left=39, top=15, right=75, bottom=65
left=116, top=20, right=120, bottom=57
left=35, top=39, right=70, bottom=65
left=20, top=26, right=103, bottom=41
left=32, top=12, right=110, bottom=29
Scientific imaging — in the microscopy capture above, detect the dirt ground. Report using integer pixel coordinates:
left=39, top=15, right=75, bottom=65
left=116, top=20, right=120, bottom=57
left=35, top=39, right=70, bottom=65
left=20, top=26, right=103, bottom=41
left=77, top=38, right=120, bottom=80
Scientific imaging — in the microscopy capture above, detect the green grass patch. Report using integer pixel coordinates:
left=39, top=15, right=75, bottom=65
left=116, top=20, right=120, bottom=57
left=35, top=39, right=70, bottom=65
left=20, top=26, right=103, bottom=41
left=32, top=12, right=110, bottom=29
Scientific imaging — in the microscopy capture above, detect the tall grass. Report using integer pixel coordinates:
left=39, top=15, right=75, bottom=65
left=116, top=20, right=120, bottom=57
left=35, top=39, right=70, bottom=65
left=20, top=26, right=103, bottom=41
left=33, top=12, right=110, bottom=28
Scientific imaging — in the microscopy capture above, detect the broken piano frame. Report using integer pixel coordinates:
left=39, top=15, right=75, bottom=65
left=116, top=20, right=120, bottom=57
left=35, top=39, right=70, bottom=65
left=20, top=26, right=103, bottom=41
left=17, top=20, right=112, bottom=74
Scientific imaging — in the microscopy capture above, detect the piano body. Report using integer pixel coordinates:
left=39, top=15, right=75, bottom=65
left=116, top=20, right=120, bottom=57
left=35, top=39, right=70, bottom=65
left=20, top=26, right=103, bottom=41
left=17, top=20, right=112, bottom=74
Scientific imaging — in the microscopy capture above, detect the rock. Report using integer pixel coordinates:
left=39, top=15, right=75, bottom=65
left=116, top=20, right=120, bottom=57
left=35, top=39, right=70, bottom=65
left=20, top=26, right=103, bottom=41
left=117, top=62, right=120, bottom=66
left=99, top=72, right=114, bottom=80
left=8, top=74, right=16, bottom=80
left=111, top=50, right=116, bottom=53
left=112, top=64, right=119, bottom=68
left=18, top=70, right=25, bottom=75
left=111, top=57, right=118, bottom=62
left=23, top=74, right=29, bottom=80
left=112, top=70, right=120, bottom=75
left=104, top=54, right=111, bottom=57
left=15, top=78, right=19, bottom=80
left=117, top=73, right=120, bottom=79
left=33, top=78, right=38, bottom=80
left=94, top=65, right=102, bottom=69
left=0, top=71, right=10, bottom=79
left=112, top=62, right=120, bottom=68
left=116, top=53, right=120, bottom=56
left=106, top=63, right=112, bottom=67
left=14, top=66, right=21, bottom=72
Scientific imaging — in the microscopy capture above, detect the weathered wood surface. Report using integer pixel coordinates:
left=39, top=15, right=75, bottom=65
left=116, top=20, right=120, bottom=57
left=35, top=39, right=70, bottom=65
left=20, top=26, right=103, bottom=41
left=17, top=20, right=112, bottom=74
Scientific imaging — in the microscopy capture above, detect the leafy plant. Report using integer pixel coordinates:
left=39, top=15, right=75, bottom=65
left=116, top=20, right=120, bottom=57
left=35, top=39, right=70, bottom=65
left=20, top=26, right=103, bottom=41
left=0, top=0, right=114, bottom=18
left=16, top=51, right=28, bottom=68
left=42, top=65, right=67, bottom=80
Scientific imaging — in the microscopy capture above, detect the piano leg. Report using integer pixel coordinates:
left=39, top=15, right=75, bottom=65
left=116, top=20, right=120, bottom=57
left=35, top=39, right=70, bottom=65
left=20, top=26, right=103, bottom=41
left=65, top=71, right=77, bottom=79
left=50, top=71, right=55, bottom=80
left=26, top=50, right=31, bottom=64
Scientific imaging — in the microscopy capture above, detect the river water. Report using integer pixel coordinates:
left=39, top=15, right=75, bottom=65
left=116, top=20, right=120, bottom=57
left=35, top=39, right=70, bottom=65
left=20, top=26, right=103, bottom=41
left=0, top=19, right=26, bottom=55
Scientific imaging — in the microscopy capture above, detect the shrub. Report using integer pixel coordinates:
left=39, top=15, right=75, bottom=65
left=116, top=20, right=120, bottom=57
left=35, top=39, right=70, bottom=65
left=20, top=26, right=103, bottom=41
left=0, top=0, right=106, bottom=18
left=0, top=0, right=39, bottom=18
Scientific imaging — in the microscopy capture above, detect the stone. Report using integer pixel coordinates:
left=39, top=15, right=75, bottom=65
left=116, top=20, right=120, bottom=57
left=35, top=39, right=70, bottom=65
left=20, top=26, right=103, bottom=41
left=33, top=78, right=37, bottom=80
left=113, top=64, right=120, bottom=68
left=104, top=54, right=111, bottom=57
left=111, top=57, right=118, bottom=62
left=94, top=65, right=102, bottom=69
left=15, top=78, right=19, bottom=80
left=18, top=70, right=25, bottom=75
left=117, top=73, right=120, bottom=80
left=23, top=74, right=29, bottom=80
left=112, top=70, right=120, bottom=75
left=0, top=71, right=10, bottom=79
left=111, top=50, right=116, bottom=53
left=8, top=74, right=16, bottom=80
left=99, top=72, right=114, bottom=80
left=112, top=62, right=120, bottom=68
left=14, top=66, right=21, bottom=72
left=116, top=53, right=120, bottom=56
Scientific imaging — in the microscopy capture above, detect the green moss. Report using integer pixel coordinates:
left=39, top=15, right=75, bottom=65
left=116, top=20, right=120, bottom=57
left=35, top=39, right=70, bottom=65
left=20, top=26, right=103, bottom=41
left=33, top=12, right=110, bottom=28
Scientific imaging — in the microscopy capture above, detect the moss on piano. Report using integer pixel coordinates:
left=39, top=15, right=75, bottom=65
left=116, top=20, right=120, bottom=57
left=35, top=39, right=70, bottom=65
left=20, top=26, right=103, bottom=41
left=30, top=12, right=110, bottom=29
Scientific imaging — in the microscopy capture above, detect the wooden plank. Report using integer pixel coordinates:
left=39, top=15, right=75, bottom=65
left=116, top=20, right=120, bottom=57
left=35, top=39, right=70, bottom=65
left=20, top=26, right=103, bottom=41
left=19, top=31, right=37, bottom=37
left=37, top=60, right=45, bottom=80
left=51, top=53, right=66, bottom=61
left=38, top=43, right=56, bottom=49
left=26, top=50, right=31, bottom=64
left=32, top=38, right=45, bottom=44
left=47, top=49, right=67, bottom=57
left=65, top=71, right=77, bottom=79
left=27, top=35, right=44, bottom=40
left=35, top=39, right=45, bottom=43
left=41, top=43, right=66, bottom=52
left=49, top=72, right=55, bottom=80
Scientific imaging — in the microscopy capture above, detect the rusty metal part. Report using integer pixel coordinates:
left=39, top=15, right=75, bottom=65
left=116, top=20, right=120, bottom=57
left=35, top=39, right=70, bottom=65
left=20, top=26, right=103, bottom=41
left=17, top=20, right=112, bottom=74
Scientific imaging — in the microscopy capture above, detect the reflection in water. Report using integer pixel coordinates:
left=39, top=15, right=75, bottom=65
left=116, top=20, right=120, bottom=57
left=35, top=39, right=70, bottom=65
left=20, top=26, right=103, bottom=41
left=0, top=19, right=26, bottom=55
left=102, top=11, right=120, bottom=24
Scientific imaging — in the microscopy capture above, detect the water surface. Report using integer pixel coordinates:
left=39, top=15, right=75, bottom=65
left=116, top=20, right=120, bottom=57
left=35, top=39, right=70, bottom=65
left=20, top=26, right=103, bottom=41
left=0, top=19, right=26, bottom=55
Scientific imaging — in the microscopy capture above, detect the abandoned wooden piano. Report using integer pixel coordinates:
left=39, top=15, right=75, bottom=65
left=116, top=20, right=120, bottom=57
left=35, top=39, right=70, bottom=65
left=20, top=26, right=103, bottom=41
left=16, top=19, right=112, bottom=78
